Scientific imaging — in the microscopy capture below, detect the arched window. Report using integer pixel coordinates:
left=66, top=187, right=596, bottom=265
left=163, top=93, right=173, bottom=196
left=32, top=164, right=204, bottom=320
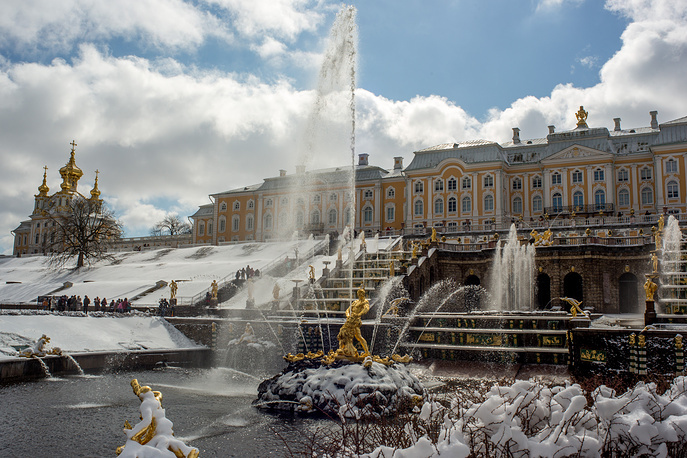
left=618, top=188, right=630, bottom=207
left=219, top=217, right=226, bottom=232
left=434, top=198, right=444, bottom=215
left=233, top=201, right=240, bottom=211
left=461, top=177, right=471, bottom=190
left=313, top=195, right=320, bottom=203
left=232, top=216, right=240, bottom=232
left=667, top=180, right=679, bottom=199
left=414, top=181, right=424, bottom=194
left=385, top=205, right=395, bottom=222
left=617, top=169, right=629, bottom=182
left=461, top=196, right=471, bottom=213
left=386, top=188, right=395, bottom=199
left=594, top=189, right=606, bottom=209
left=512, top=177, right=522, bottom=190
left=248, top=200, right=254, bottom=209
left=198, top=222, right=205, bottom=236
left=551, top=172, right=561, bottom=185
left=483, top=175, right=494, bottom=188
left=330, top=193, right=338, bottom=202
left=265, top=198, right=273, bottom=207
left=363, top=189, right=373, bottom=200
left=532, top=176, right=542, bottom=189
left=666, top=159, right=678, bottom=174
left=484, top=195, right=494, bottom=212
left=573, top=191, right=584, bottom=208
left=448, top=177, right=457, bottom=191
left=363, top=206, right=373, bottom=223
left=448, top=196, right=457, bottom=213
left=532, top=195, right=542, bottom=213
left=572, top=170, right=583, bottom=184
left=512, top=196, right=522, bottom=214
left=220, top=202, right=227, bottom=211
left=246, top=214, right=254, bottom=231
left=641, top=187, right=654, bottom=205
left=207, top=221, right=213, bottom=235
left=329, top=209, right=337, bottom=225
left=435, top=179, right=444, bottom=192
left=311, top=210, right=320, bottom=224
left=552, top=193, right=562, bottom=211
left=414, top=199, right=424, bottom=216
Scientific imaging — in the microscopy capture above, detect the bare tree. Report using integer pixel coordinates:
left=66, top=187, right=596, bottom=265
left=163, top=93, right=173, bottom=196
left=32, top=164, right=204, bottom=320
left=150, top=214, right=192, bottom=236
left=48, top=198, right=123, bottom=268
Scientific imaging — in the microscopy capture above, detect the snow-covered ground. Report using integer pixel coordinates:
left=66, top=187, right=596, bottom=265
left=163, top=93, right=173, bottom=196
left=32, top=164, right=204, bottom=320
left=0, top=239, right=322, bottom=306
left=0, top=312, right=201, bottom=361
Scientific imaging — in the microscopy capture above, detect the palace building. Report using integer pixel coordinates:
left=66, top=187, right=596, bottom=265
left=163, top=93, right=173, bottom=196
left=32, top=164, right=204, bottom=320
left=11, top=142, right=103, bottom=256
left=190, top=108, right=687, bottom=243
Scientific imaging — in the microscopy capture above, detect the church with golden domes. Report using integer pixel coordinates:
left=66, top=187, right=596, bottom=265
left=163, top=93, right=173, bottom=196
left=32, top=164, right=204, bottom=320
left=11, top=141, right=103, bottom=256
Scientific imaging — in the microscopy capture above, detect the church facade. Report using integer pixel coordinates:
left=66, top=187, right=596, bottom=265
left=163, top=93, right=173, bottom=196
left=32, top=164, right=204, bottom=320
left=190, top=108, right=687, bottom=244
left=11, top=142, right=103, bottom=256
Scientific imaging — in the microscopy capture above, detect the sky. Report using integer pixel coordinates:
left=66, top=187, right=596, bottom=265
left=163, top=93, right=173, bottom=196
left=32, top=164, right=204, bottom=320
left=1, top=0, right=686, bottom=254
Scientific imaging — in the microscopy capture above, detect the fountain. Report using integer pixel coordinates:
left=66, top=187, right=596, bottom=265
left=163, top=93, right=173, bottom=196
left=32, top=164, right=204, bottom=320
left=659, top=215, right=687, bottom=314
left=488, top=224, right=535, bottom=311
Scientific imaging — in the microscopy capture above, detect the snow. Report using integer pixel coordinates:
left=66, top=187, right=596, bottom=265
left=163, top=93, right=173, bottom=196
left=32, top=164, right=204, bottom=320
left=0, top=239, right=322, bottom=305
left=0, top=312, right=200, bottom=360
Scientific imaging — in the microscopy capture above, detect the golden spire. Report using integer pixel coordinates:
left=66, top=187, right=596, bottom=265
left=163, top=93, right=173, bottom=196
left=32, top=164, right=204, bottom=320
left=575, top=106, right=588, bottom=128
left=90, top=169, right=101, bottom=200
left=59, top=140, right=83, bottom=192
left=37, top=166, right=50, bottom=196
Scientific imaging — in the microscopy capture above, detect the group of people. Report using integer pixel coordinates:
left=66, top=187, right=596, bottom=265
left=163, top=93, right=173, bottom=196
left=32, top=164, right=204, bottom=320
left=235, top=265, right=260, bottom=281
left=158, top=298, right=175, bottom=317
left=39, top=295, right=133, bottom=313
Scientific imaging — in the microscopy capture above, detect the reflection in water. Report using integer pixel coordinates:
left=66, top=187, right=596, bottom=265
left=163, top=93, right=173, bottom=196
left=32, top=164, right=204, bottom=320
left=0, top=368, right=318, bottom=457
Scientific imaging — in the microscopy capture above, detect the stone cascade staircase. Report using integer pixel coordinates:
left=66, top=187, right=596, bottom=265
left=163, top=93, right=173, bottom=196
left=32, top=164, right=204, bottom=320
left=297, top=246, right=413, bottom=315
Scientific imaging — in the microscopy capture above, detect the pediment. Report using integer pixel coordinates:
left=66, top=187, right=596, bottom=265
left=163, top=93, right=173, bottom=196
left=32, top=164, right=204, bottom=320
left=543, top=145, right=612, bottom=164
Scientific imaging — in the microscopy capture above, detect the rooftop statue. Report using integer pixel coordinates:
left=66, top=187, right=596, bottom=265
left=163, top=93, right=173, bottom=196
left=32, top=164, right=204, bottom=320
left=575, top=106, right=588, bottom=128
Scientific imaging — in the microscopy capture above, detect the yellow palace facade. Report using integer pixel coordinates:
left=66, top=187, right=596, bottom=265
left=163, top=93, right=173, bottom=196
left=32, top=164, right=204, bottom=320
left=190, top=108, right=687, bottom=243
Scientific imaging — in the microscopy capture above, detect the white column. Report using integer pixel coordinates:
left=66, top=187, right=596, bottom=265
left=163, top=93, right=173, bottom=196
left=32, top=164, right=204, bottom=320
left=605, top=164, right=614, bottom=206
left=631, top=165, right=639, bottom=212
left=654, top=156, right=664, bottom=209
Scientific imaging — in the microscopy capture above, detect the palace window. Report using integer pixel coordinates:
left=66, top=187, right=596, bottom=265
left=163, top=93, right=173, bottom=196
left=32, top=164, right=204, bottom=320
left=246, top=214, right=254, bottom=231
left=330, top=193, right=337, bottom=202
left=512, top=177, right=522, bottom=190
left=313, top=195, right=320, bottom=203
left=296, top=211, right=304, bottom=228
left=265, top=198, right=273, bottom=207
left=198, top=222, right=205, bottom=236
left=448, top=196, right=457, bottom=213
left=512, top=196, right=523, bottom=214
left=461, top=177, right=471, bottom=190
left=363, top=206, right=373, bottom=223
left=264, top=213, right=273, bottom=230
left=572, top=170, right=583, bottom=184
left=248, top=200, right=254, bottom=209
left=363, top=189, right=373, bottom=200
left=573, top=191, right=584, bottom=208
left=552, top=193, right=563, bottom=212
left=594, top=169, right=604, bottom=182
left=532, top=176, right=542, bottom=189
left=386, top=205, right=395, bottom=222
left=281, top=197, right=289, bottom=206
left=434, top=198, right=444, bottom=215
left=532, top=195, right=542, bottom=213
left=641, top=187, right=654, bottom=205
left=667, top=159, right=678, bottom=174
left=483, top=175, right=493, bottom=188
left=594, top=189, right=606, bottom=209
left=414, top=181, right=424, bottom=194
left=461, top=196, right=472, bottom=213
left=667, top=180, right=679, bottom=199
left=233, top=201, right=240, bottom=211
left=311, top=210, right=320, bottom=224
left=435, top=179, right=444, bottom=192
left=484, top=195, right=494, bottom=212
left=220, top=202, right=227, bottom=211
left=618, top=189, right=630, bottom=207
left=448, top=177, right=457, bottom=191
left=329, top=209, right=337, bottom=225
left=386, top=188, right=395, bottom=199
left=551, top=172, right=562, bottom=185
left=448, top=221, right=457, bottom=231
left=641, top=167, right=652, bottom=181
left=617, top=169, right=629, bottom=182
left=232, top=216, right=239, bottom=232
left=219, top=217, right=226, bottom=232
left=414, top=199, right=424, bottom=216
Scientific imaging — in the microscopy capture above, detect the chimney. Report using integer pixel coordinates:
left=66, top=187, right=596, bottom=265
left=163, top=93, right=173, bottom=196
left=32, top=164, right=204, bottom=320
left=358, top=153, right=369, bottom=166
left=650, top=111, right=658, bottom=129
left=296, top=165, right=305, bottom=174
left=613, top=118, right=621, bottom=131
left=279, top=169, right=287, bottom=177
left=548, top=125, right=555, bottom=135
left=393, top=156, right=403, bottom=170
left=512, top=127, right=521, bottom=144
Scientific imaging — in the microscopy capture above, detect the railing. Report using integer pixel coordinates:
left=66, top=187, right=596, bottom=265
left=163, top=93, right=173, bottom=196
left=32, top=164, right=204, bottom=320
left=438, top=235, right=652, bottom=252
left=544, top=203, right=615, bottom=215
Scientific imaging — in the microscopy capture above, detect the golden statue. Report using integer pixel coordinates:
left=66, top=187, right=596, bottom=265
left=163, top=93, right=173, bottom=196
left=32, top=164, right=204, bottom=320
left=658, top=214, right=665, bottom=233
left=431, top=227, right=437, bottom=242
left=117, top=379, right=199, bottom=458
left=651, top=252, right=659, bottom=273
left=18, top=334, right=62, bottom=358
left=389, top=259, right=395, bottom=277
left=411, top=242, right=418, bottom=259
left=644, top=277, right=658, bottom=301
left=337, top=247, right=342, bottom=261
left=210, top=280, right=218, bottom=300
left=169, top=280, right=178, bottom=300
left=272, top=283, right=280, bottom=301
left=560, top=297, right=588, bottom=318
left=308, top=265, right=316, bottom=282
left=575, top=106, right=588, bottom=128
left=335, top=287, right=370, bottom=357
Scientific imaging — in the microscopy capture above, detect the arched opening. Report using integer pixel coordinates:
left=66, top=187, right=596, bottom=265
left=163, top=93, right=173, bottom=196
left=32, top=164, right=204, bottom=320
left=464, top=275, right=480, bottom=286
left=429, top=266, right=435, bottom=285
left=563, top=272, right=584, bottom=303
left=619, top=272, right=639, bottom=313
left=536, top=273, right=551, bottom=309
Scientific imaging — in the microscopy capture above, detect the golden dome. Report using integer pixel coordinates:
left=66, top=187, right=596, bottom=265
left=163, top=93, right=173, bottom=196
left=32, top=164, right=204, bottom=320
left=59, top=140, right=83, bottom=192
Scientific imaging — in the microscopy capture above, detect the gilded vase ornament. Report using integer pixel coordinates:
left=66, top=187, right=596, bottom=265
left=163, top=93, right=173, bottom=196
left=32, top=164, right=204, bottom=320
left=575, top=106, right=588, bottom=128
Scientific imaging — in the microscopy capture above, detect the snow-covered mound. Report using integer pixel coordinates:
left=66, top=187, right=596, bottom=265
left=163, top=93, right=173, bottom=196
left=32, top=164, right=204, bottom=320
left=0, top=312, right=200, bottom=360
left=368, top=377, right=687, bottom=458
left=0, top=239, right=320, bottom=305
left=255, top=357, right=425, bottom=418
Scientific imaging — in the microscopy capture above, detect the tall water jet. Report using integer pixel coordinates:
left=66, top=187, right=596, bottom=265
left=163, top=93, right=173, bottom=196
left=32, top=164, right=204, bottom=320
left=489, top=224, right=535, bottom=311
left=660, top=215, right=687, bottom=313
